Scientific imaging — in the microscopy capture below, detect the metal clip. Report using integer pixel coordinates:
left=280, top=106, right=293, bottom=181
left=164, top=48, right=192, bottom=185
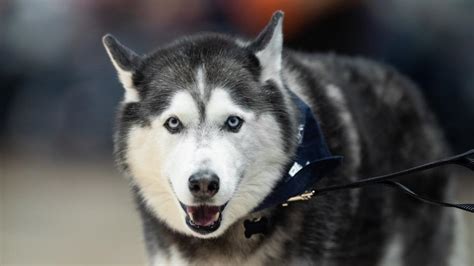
left=281, top=190, right=315, bottom=207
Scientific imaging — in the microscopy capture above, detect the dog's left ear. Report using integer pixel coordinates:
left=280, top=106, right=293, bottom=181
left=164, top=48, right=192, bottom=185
left=249, top=11, right=284, bottom=86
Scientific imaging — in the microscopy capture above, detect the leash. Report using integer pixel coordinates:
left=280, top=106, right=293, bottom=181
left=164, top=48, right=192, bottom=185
left=244, top=149, right=474, bottom=238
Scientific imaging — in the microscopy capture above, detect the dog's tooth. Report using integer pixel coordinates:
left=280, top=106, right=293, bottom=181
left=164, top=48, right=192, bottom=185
left=212, top=212, right=220, bottom=222
left=188, top=211, right=195, bottom=222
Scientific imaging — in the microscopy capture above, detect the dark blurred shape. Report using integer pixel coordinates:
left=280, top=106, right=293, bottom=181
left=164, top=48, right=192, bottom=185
left=219, top=0, right=359, bottom=37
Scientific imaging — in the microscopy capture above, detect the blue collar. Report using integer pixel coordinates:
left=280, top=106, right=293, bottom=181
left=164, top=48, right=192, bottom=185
left=253, top=93, right=343, bottom=212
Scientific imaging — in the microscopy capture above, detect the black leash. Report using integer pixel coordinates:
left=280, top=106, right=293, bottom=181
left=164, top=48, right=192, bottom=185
left=313, top=149, right=474, bottom=213
left=314, top=149, right=473, bottom=194
left=380, top=180, right=474, bottom=213
left=244, top=149, right=474, bottom=238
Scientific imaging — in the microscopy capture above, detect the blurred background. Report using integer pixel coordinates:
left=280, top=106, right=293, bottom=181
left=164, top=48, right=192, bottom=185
left=1, top=0, right=473, bottom=265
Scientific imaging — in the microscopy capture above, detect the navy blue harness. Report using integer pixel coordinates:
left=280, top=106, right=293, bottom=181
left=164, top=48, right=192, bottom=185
left=253, top=93, right=342, bottom=212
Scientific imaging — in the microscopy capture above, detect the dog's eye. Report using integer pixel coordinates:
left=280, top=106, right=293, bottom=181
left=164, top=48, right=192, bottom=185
left=164, top=117, right=183, bottom=133
left=225, top=116, right=243, bottom=132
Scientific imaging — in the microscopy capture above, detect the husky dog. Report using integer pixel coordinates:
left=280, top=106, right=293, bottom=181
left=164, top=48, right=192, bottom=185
left=103, top=11, right=466, bottom=266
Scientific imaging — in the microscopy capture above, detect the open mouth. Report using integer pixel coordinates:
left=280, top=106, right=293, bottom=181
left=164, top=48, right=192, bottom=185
left=180, top=202, right=226, bottom=234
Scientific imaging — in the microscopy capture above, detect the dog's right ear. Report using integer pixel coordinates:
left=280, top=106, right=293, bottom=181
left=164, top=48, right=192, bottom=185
left=102, top=34, right=141, bottom=103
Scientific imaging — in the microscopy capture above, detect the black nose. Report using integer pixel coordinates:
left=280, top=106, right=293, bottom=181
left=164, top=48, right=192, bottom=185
left=188, top=171, right=220, bottom=199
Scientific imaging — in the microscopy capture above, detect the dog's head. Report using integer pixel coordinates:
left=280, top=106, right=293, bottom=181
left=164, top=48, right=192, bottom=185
left=104, top=11, right=297, bottom=238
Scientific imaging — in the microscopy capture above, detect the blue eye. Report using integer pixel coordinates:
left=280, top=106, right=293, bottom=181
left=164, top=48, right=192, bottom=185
left=225, top=116, right=243, bottom=132
left=164, top=117, right=183, bottom=133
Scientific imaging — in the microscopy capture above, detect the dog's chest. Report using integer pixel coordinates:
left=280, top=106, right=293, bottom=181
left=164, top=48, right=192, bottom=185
left=152, top=250, right=295, bottom=266
left=151, top=228, right=296, bottom=266
left=151, top=250, right=270, bottom=266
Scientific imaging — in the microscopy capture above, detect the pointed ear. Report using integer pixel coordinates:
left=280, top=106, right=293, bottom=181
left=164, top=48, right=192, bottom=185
left=249, top=11, right=284, bottom=86
left=102, top=34, right=141, bottom=102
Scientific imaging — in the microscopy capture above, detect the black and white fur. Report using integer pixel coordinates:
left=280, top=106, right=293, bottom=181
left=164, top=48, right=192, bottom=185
left=103, top=11, right=467, bottom=266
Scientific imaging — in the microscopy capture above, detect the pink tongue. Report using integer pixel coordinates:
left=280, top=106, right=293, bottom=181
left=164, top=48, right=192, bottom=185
left=187, top=206, right=220, bottom=226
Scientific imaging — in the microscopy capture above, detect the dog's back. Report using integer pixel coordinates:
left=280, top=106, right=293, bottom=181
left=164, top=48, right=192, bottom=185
left=281, top=52, right=464, bottom=265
